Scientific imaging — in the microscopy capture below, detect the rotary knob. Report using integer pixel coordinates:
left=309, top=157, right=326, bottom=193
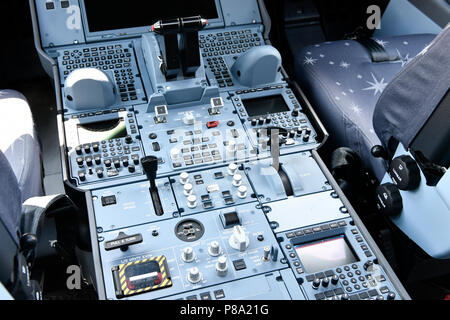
left=237, top=186, right=248, bottom=199
left=182, top=247, right=195, bottom=263
left=228, top=163, right=238, bottom=176
left=187, top=267, right=202, bottom=284
left=376, top=183, right=403, bottom=217
left=216, top=256, right=228, bottom=277
left=387, top=292, right=396, bottom=300
left=322, top=278, right=330, bottom=288
left=187, top=195, right=198, bottom=209
left=312, top=278, right=321, bottom=290
left=96, top=168, right=104, bottom=178
left=208, top=241, right=221, bottom=257
left=341, top=294, right=350, bottom=301
left=180, top=172, right=190, bottom=185
left=389, top=155, right=421, bottom=191
left=229, top=226, right=250, bottom=252
left=184, top=183, right=194, bottom=196
left=233, top=174, right=243, bottom=187
left=331, top=275, right=339, bottom=285
left=364, top=260, right=374, bottom=272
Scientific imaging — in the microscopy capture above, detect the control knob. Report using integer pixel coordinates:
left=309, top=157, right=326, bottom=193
left=180, top=172, right=190, bottom=185
left=216, top=256, right=228, bottom=277
left=331, top=275, right=339, bottom=285
left=182, top=247, right=195, bottom=263
left=75, top=145, right=82, bottom=155
left=376, top=183, right=403, bottom=217
left=125, top=135, right=133, bottom=144
left=228, top=163, right=238, bottom=176
left=187, top=195, right=198, bottom=209
left=229, top=226, right=250, bottom=252
left=187, top=267, right=202, bottom=284
left=312, top=278, right=321, bottom=290
left=233, top=174, right=243, bottom=187
left=322, top=277, right=330, bottom=288
left=208, top=241, right=221, bottom=257
left=389, top=155, right=421, bottom=191
left=237, top=186, right=248, bottom=199
left=364, top=260, right=374, bottom=272
left=184, top=183, right=194, bottom=196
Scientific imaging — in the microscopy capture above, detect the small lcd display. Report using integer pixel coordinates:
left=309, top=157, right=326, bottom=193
left=77, top=118, right=127, bottom=144
left=242, top=95, right=290, bottom=117
left=83, top=0, right=219, bottom=33
left=294, top=235, right=359, bottom=273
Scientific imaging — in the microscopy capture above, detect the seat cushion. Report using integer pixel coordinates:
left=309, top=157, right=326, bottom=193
left=0, top=90, right=43, bottom=201
left=295, top=34, right=436, bottom=180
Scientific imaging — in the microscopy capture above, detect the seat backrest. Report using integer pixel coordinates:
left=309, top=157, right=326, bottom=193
left=0, top=150, right=21, bottom=286
left=373, top=24, right=450, bottom=158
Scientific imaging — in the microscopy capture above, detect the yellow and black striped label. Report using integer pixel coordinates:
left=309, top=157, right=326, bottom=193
left=112, top=255, right=172, bottom=299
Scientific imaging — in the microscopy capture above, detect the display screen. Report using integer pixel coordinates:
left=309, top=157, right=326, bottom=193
left=83, top=0, right=219, bottom=33
left=77, top=118, right=127, bottom=144
left=294, top=236, right=359, bottom=273
left=242, top=95, right=290, bottom=117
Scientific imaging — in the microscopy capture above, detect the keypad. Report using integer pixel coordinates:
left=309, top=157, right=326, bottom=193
left=58, top=42, right=146, bottom=106
left=200, top=29, right=263, bottom=88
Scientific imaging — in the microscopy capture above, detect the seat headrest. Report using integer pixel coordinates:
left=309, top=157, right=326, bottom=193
left=373, top=24, right=450, bottom=154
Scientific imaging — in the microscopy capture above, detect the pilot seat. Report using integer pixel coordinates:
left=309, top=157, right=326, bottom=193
left=295, top=30, right=443, bottom=180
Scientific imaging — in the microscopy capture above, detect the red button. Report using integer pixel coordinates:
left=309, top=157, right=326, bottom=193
left=207, top=121, right=219, bottom=129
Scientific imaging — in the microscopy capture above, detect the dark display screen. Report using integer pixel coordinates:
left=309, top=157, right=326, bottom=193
left=77, top=118, right=127, bottom=144
left=294, top=236, right=359, bottom=273
left=83, top=0, right=219, bottom=33
left=242, top=95, right=290, bottom=117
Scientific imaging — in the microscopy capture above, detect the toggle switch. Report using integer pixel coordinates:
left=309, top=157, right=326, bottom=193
left=263, top=247, right=271, bottom=261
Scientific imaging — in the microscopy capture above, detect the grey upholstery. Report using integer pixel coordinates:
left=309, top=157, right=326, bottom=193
left=295, top=34, right=436, bottom=180
left=0, top=150, right=22, bottom=246
left=0, top=90, right=43, bottom=200
left=374, top=24, right=450, bottom=154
